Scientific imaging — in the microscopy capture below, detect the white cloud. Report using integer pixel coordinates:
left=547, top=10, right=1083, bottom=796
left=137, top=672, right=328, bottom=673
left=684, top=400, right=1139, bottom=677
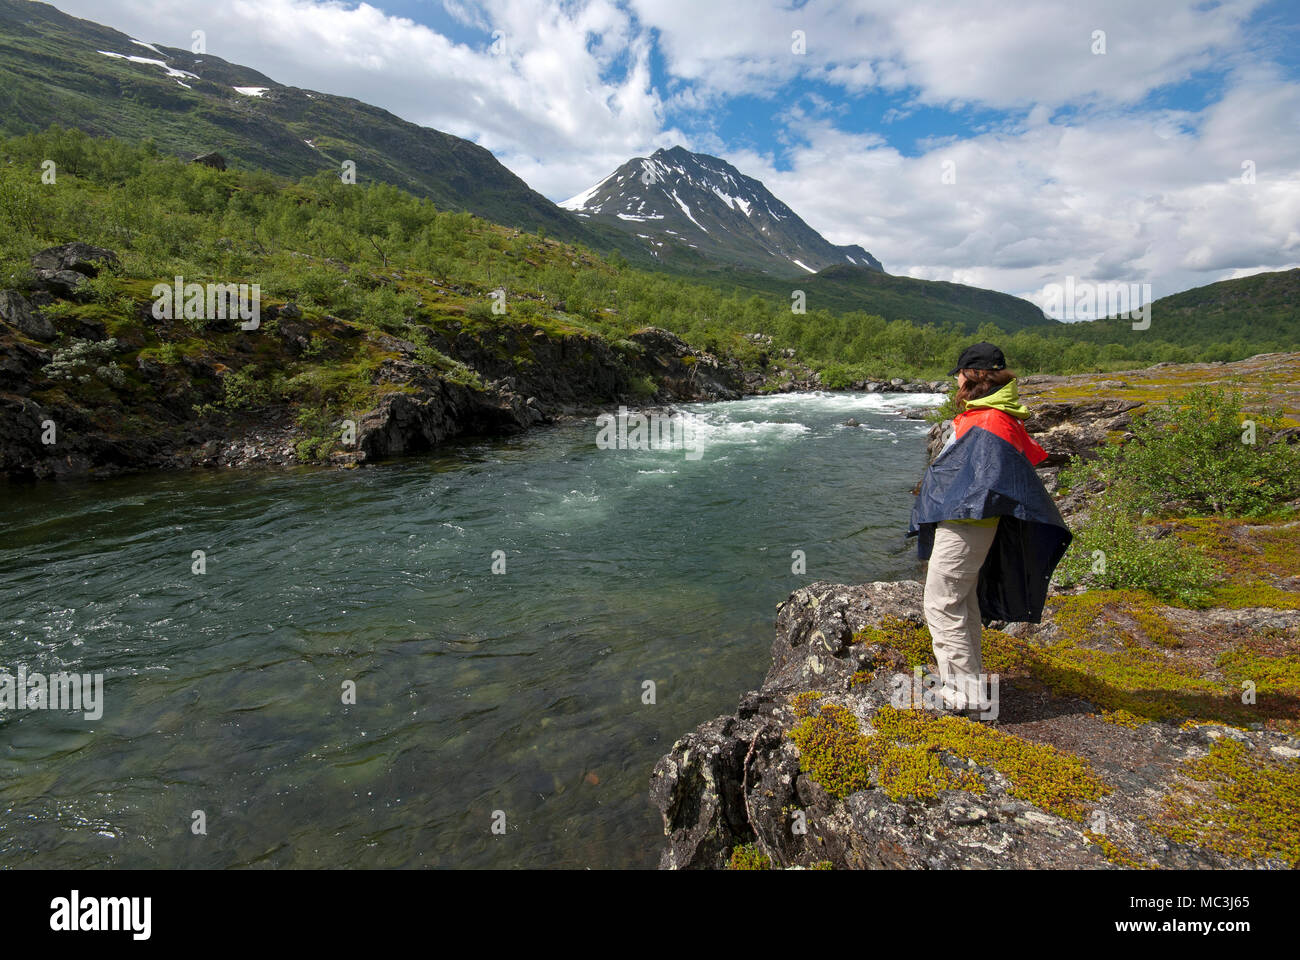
left=628, top=0, right=1267, bottom=109
left=724, top=71, right=1300, bottom=312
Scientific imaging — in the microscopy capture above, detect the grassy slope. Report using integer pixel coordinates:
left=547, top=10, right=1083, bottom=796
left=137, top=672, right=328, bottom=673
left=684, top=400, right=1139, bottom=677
left=1019, top=351, right=1300, bottom=423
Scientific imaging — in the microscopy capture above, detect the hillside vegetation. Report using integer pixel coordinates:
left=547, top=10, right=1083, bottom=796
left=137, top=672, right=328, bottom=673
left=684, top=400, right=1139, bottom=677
left=4, top=129, right=1294, bottom=400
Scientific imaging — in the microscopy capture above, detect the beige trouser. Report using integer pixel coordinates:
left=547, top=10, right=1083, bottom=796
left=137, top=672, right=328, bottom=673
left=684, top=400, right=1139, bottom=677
left=923, top=520, right=999, bottom=704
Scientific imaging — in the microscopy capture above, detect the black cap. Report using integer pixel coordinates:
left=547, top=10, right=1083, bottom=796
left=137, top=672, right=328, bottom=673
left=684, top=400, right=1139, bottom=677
left=948, top=341, right=1006, bottom=376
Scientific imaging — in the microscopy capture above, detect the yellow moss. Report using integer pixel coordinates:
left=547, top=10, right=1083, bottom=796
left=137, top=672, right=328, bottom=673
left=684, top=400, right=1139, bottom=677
left=787, top=699, right=1108, bottom=820
left=726, top=843, right=771, bottom=870
left=852, top=615, right=933, bottom=667
left=1216, top=649, right=1300, bottom=695
left=849, top=588, right=1299, bottom=732
left=788, top=701, right=875, bottom=799
left=1173, top=516, right=1300, bottom=609
left=1210, top=583, right=1300, bottom=609
left=1083, top=830, right=1158, bottom=869
left=1100, top=708, right=1148, bottom=729
left=791, top=691, right=824, bottom=717
left=1049, top=590, right=1184, bottom=649
left=870, top=706, right=1110, bottom=820
left=1154, top=738, right=1300, bottom=866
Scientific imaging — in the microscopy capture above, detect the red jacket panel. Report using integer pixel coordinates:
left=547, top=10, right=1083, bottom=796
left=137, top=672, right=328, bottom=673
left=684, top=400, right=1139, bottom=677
left=953, top=408, right=1048, bottom=466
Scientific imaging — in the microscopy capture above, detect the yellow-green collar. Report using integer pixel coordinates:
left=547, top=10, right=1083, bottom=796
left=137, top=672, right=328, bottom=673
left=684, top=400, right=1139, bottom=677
left=963, top=379, right=1030, bottom=419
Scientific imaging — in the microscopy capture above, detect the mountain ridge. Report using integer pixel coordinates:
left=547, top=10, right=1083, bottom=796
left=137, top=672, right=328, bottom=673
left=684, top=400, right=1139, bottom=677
left=0, top=0, right=599, bottom=243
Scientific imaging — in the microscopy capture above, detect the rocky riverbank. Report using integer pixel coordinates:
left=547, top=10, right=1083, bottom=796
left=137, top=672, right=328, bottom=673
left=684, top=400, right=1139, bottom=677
left=0, top=242, right=945, bottom=480
left=650, top=357, right=1300, bottom=870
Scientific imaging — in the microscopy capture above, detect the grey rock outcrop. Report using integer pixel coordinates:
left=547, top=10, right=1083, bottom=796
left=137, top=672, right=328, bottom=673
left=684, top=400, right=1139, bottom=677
left=650, top=581, right=1299, bottom=870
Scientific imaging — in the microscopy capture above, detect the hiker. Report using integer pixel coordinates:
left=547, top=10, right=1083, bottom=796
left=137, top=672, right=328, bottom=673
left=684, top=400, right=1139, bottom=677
left=907, top=342, right=1072, bottom=716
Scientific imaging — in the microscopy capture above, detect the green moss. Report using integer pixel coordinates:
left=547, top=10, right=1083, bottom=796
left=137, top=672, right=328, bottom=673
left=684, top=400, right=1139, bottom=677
left=1154, top=738, right=1300, bottom=866
left=726, top=844, right=771, bottom=870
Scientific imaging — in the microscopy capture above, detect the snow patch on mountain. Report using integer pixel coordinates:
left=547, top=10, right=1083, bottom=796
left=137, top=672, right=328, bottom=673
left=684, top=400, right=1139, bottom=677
left=560, top=172, right=615, bottom=211
left=670, top=189, right=708, bottom=232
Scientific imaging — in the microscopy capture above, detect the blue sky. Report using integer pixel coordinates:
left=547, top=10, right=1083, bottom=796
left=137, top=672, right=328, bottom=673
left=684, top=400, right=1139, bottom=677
left=51, top=0, right=1300, bottom=313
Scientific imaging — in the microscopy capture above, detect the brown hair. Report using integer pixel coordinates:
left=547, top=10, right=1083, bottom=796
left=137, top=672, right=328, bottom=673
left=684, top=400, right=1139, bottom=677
left=954, top=367, right=1015, bottom=411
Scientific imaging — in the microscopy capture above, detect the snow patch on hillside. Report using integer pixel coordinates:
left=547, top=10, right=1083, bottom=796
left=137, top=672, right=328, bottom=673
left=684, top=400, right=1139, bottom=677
left=97, top=49, right=199, bottom=80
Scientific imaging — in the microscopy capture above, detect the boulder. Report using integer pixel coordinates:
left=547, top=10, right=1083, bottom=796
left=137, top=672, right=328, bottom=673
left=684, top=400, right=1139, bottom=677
left=29, top=243, right=119, bottom=299
left=191, top=152, right=227, bottom=171
left=0, top=290, right=55, bottom=341
left=30, top=242, right=119, bottom=277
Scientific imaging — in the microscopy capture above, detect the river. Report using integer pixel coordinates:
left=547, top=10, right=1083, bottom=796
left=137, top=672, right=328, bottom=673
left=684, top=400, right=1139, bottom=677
left=0, top=390, right=940, bottom=868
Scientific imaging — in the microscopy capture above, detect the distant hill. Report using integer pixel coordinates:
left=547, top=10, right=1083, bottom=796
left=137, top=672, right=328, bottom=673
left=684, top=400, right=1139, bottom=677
left=797, top=263, right=1052, bottom=332
left=1056, top=269, right=1300, bottom=352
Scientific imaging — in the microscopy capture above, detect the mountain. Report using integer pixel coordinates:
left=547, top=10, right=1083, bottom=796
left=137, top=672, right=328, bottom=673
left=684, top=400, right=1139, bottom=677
left=0, top=0, right=595, bottom=243
left=561, top=146, right=885, bottom=278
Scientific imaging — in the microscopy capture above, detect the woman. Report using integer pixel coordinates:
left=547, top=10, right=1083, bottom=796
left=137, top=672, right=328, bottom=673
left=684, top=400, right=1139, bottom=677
left=907, top=342, right=1072, bottom=716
